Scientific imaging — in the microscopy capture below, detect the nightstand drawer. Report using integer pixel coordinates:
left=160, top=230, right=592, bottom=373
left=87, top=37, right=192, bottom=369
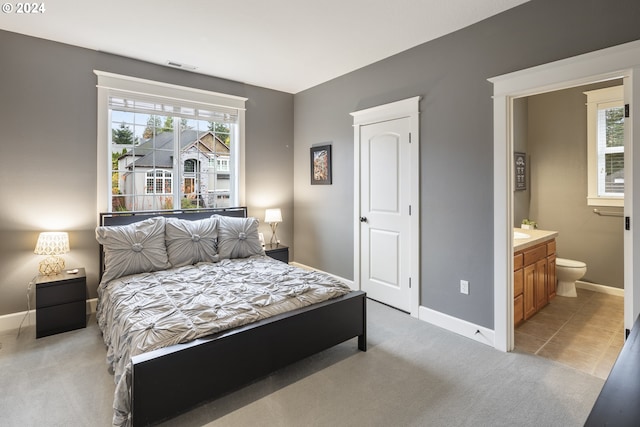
left=36, top=301, right=86, bottom=338
left=36, top=279, right=86, bottom=308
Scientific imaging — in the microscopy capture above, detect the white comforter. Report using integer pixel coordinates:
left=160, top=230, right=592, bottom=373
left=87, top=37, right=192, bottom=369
left=97, top=255, right=351, bottom=426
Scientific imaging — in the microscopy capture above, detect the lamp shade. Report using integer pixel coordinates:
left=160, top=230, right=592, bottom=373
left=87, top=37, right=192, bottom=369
left=34, top=232, right=70, bottom=255
left=264, top=208, right=282, bottom=223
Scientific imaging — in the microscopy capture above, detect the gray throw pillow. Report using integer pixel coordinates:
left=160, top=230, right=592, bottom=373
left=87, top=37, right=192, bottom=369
left=215, top=215, right=265, bottom=259
left=96, top=216, right=170, bottom=283
left=165, top=217, right=219, bottom=267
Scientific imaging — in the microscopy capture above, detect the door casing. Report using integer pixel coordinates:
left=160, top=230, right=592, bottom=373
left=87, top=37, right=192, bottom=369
left=490, top=40, right=640, bottom=352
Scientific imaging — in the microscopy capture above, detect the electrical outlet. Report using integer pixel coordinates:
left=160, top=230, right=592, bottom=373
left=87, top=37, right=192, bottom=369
left=460, top=280, right=469, bottom=295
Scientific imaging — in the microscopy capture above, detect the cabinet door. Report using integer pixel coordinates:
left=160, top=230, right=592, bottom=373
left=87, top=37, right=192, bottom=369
left=523, top=264, right=536, bottom=320
left=514, top=268, right=524, bottom=297
left=547, top=254, right=556, bottom=301
left=514, top=294, right=524, bottom=326
left=535, top=258, right=548, bottom=310
left=514, top=268, right=524, bottom=326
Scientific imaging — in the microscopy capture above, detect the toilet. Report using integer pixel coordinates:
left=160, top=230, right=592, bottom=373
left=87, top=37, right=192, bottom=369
left=555, top=258, right=587, bottom=297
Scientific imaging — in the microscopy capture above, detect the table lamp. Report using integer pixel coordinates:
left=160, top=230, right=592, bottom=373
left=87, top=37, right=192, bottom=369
left=264, top=208, right=282, bottom=246
left=34, top=231, right=70, bottom=275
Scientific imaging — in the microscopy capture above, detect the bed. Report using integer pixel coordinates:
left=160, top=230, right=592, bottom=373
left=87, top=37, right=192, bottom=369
left=96, top=207, right=367, bottom=426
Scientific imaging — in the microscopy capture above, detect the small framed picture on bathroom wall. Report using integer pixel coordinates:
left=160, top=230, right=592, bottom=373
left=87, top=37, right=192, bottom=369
left=514, top=152, right=526, bottom=191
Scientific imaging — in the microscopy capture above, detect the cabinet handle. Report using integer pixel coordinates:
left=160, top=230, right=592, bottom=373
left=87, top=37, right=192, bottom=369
left=360, top=217, right=368, bottom=223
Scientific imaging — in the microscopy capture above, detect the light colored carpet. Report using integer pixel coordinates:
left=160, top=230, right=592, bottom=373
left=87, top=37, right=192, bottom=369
left=0, top=300, right=604, bottom=426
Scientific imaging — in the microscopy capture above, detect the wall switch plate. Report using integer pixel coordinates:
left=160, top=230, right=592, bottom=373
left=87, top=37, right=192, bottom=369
left=460, top=280, right=469, bottom=295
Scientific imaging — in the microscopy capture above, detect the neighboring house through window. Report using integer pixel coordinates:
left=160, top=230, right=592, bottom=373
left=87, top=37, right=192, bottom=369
left=585, top=85, right=625, bottom=207
left=95, top=71, right=247, bottom=212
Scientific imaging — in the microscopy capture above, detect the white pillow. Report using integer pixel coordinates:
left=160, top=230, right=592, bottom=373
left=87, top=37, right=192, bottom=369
left=96, top=216, right=170, bottom=283
left=165, top=217, right=219, bottom=267
left=215, top=215, right=265, bottom=259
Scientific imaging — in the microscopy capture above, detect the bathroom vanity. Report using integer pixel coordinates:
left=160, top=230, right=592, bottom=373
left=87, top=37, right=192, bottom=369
left=513, top=228, right=558, bottom=326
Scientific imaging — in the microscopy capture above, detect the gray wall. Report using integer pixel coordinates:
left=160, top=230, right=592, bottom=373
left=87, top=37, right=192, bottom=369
left=293, top=0, right=640, bottom=328
left=0, top=30, right=293, bottom=316
left=527, top=82, right=624, bottom=289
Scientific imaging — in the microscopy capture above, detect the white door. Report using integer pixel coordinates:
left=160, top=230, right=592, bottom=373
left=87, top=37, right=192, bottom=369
left=359, top=118, right=412, bottom=312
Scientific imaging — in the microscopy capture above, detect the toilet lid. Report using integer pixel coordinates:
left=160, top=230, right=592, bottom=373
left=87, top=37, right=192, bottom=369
left=556, top=257, right=586, bottom=268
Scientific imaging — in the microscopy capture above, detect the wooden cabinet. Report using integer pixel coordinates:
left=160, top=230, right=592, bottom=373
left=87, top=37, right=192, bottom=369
left=514, top=239, right=556, bottom=326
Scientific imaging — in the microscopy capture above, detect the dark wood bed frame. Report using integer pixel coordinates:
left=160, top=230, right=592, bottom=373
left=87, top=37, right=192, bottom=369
left=98, top=207, right=367, bottom=426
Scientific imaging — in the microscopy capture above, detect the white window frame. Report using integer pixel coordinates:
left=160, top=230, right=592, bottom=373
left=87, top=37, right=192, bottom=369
left=95, top=70, right=247, bottom=213
left=585, top=85, right=624, bottom=207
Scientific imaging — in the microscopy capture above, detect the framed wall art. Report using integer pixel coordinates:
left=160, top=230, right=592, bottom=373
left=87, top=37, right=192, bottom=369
left=514, top=152, right=526, bottom=191
left=310, top=144, right=332, bottom=185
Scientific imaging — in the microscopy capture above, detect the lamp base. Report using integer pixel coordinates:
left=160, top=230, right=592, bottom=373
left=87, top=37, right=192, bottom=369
left=39, top=256, right=65, bottom=275
left=270, top=222, right=280, bottom=246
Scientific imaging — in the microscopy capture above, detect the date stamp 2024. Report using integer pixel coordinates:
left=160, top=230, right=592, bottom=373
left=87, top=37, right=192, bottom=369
left=2, top=3, right=46, bottom=14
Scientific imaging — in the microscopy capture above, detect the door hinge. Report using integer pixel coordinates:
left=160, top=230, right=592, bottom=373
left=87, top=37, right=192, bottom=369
left=625, top=104, right=630, bottom=118
left=626, top=216, right=631, bottom=231
left=409, top=205, right=412, bottom=216
left=409, top=132, right=412, bottom=143
left=409, top=277, right=412, bottom=288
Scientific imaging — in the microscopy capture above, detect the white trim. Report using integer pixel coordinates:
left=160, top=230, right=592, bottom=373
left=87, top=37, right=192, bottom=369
left=237, top=109, right=246, bottom=206
left=419, top=306, right=495, bottom=347
left=289, top=262, right=356, bottom=290
left=488, top=40, right=639, bottom=97
left=94, top=70, right=247, bottom=110
left=351, top=97, right=420, bottom=125
left=351, top=96, right=421, bottom=318
left=0, top=299, right=97, bottom=333
left=490, top=39, right=640, bottom=352
left=576, top=281, right=625, bottom=297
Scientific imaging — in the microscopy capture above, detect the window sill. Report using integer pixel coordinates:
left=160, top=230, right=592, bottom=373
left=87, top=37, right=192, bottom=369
left=587, top=196, right=624, bottom=207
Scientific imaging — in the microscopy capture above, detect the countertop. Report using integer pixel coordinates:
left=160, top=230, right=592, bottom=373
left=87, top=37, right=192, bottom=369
left=514, top=228, right=558, bottom=252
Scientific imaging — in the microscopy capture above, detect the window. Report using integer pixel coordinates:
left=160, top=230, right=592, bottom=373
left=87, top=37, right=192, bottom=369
left=211, top=158, right=230, bottom=172
left=96, top=71, right=247, bottom=212
left=585, top=85, right=625, bottom=207
left=184, top=159, right=197, bottom=173
left=146, top=170, right=172, bottom=194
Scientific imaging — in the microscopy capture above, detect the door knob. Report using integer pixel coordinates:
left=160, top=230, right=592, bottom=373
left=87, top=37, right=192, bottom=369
left=360, top=217, right=368, bottom=223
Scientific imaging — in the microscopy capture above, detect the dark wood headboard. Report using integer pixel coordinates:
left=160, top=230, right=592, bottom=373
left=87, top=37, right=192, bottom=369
left=99, top=206, right=247, bottom=227
left=98, top=207, right=248, bottom=280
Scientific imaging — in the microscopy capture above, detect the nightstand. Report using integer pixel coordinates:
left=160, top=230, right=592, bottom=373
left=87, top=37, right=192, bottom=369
left=265, top=244, right=289, bottom=263
left=36, top=268, right=87, bottom=338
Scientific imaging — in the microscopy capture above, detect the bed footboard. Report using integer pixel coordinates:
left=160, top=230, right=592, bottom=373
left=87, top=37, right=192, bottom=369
left=130, top=290, right=367, bottom=426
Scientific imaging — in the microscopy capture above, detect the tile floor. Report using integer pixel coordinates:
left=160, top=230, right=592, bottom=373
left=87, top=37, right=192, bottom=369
left=515, top=288, right=625, bottom=379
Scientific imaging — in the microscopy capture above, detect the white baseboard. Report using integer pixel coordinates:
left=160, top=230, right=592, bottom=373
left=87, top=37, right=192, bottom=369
left=419, top=306, right=495, bottom=347
left=293, top=263, right=493, bottom=346
left=0, top=298, right=97, bottom=333
left=290, top=262, right=356, bottom=290
left=576, top=280, right=624, bottom=297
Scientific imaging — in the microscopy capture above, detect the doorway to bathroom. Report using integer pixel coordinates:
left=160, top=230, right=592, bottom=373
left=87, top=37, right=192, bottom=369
left=510, top=83, right=625, bottom=377
left=490, top=40, right=640, bottom=354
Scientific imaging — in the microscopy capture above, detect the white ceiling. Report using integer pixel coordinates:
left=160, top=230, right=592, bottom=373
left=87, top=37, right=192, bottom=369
left=0, top=0, right=528, bottom=93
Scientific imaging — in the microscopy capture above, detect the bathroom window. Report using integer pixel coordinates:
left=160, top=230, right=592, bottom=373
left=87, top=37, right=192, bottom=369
left=585, top=85, right=625, bottom=207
